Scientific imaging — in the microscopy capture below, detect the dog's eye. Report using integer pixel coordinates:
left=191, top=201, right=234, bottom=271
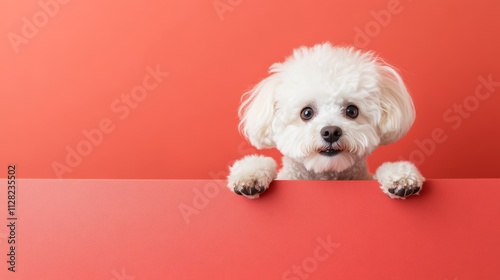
left=300, top=107, right=315, bottom=121
left=345, top=105, right=359, bottom=119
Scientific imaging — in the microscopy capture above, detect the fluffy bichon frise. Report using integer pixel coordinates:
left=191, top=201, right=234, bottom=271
left=227, top=42, right=424, bottom=199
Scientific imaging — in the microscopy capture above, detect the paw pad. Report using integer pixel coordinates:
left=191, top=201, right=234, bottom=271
left=234, top=184, right=266, bottom=196
left=230, top=180, right=268, bottom=199
left=387, top=178, right=422, bottom=198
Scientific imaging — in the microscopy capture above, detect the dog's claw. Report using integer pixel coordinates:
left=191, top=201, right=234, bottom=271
left=407, top=186, right=420, bottom=196
left=230, top=183, right=268, bottom=199
left=240, top=187, right=252, bottom=196
left=395, top=188, right=406, bottom=197
left=388, top=183, right=421, bottom=198
left=238, top=185, right=265, bottom=196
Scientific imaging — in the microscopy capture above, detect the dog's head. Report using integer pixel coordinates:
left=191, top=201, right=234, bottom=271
left=239, top=43, right=415, bottom=173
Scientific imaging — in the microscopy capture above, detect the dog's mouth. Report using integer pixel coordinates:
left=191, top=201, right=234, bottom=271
left=319, top=146, right=342, bottom=157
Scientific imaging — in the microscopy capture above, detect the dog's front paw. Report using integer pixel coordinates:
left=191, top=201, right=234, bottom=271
left=227, top=155, right=277, bottom=199
left=232, top=180, right=268, bottom=198
left=375, top=161, right=425, bottom=199
left=385, top=177, right=422, bottom=198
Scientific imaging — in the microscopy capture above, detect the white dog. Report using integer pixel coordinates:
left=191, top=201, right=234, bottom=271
left=227, top=43, right=424, bottom=199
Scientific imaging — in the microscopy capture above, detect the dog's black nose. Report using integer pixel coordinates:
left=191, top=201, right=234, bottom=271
left=321, top=126, right=342, bottom=143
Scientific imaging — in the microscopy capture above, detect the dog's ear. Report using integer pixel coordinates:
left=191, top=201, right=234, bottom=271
left=238, top=70, right=281, bottom=149
left=377, top=65, right=416, bottom=145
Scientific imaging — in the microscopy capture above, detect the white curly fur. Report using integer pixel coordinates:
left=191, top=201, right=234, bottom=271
left=228, top=43, right=425, bottom=199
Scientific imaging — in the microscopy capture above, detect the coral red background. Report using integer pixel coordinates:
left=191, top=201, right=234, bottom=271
left=1, top=178, right=499, bottom=280
left=0, top=0, right=499, bottom=179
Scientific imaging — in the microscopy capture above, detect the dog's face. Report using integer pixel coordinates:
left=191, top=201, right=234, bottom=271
left=239, top=43, right=415, bottom=173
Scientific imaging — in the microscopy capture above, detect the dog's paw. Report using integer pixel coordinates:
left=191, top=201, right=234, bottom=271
left=375, top=161, right=425, bottom=199
left=231, top=180, right=268, bottom=198
left=385, top=177, right=422, bottom=198
left=227, top=155, right=277, bottom=199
